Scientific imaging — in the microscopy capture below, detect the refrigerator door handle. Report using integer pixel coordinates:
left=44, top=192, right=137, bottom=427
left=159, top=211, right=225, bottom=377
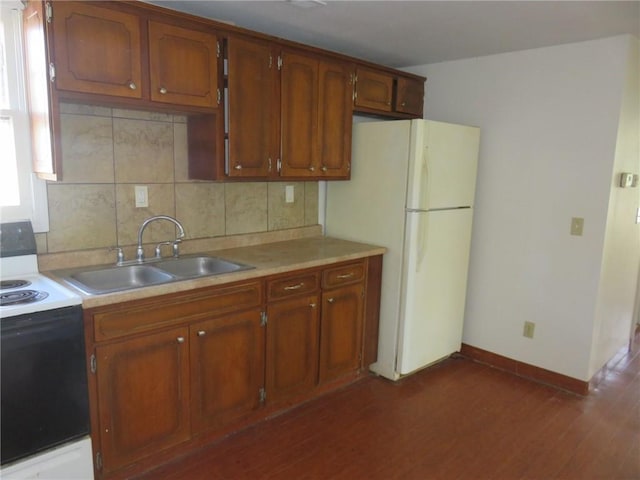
left=416, top=212, right=428, bottom=273
left=418, top=146, right=430, bottom=210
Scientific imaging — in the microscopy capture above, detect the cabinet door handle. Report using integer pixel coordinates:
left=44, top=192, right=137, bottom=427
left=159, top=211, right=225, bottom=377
left=128, top=81, right=137, bottom=90
left=234, top=164, right=242, bottom=170
left=177, top=336, right=185, bottom=344
left=159, top=87, right=167, bottom=94
left=401, top=101, right=407, bottom=107
left=284, top=282, right=304, bottom=291
left=197, top=330, right=206, bottom=337
left=321, top=166, right=328, bottom=172
left=327, top=298, right=335, bottom=304
left=308, top=166, right=315, bottom=172
left=309, top=303, right=316, bottom=308
left=337, top=273, right=354, bottom=279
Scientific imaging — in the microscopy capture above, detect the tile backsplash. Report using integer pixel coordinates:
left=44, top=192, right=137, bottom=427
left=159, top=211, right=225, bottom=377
left=38, top=103, right=319, bottom=254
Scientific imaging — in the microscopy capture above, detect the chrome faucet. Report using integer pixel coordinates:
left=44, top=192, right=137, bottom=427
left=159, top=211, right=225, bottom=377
left=136, top=215, right=186, bottom=262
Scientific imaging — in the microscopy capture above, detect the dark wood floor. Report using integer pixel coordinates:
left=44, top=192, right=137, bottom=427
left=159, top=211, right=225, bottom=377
left=137, top=334, right=640, bottom=480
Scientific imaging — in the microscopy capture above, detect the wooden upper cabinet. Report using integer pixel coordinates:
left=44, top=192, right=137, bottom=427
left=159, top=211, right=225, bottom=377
left=354, top=67, right=393, bottom=112
left=23, top=1, right=59, bottom=180
left=317, top=60, right=354, bottom=178
left=226, top=36, right=279, bottom=177
left=395, top=76, right=424, bottom=117
left=51, top=2, right=143, bottom=98
left=354, top=67, right=425, bottom=118
left=280, top=50, right=319, bottom=177
left=148, top=21, right=219, bottom=108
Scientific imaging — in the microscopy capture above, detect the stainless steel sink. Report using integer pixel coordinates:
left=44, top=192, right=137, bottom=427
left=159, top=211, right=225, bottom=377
left=67, top=265, right=175, bottom=295
left=56, top=255, right=254, bottom=294
left=153, top=256, right=253, bottom=278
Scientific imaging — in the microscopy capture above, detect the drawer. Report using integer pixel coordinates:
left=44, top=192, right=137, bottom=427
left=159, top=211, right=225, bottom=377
left=322, top=261, right=366, bottom=288
left=267, top=271, right=320, bottom=301
left=92, top=281, right=263, bottom=341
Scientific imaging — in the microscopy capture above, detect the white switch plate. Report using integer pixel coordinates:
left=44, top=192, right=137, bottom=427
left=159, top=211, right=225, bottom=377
left=285, top=185, right=294, bottom=203
left=135, top=185, right=148, bottom=208
left=570, top=217, right=584, bottom=236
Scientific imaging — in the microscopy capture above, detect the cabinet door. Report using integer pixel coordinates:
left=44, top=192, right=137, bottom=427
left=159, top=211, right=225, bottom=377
left=317, top=60, right=353, bottom=178
left=396, top=76, right=424, bottom=117
left=51, top=2, right=142, bottom=98
left=319, top=284, right=364, bottom=384
left=148, top=21, right=219, bottom=108
left=227, top=36, right=279, bottom=177
left=280, top=51, right=319, bottom=177
left=95, top=327, right=190, bottom=474
left=354, top=68, right=393, bottom=112
left=266, top=295, right=319, bottom=403
left=23, top=0, right=59, bottom=180
left=190, top=309, right=265, bottom=433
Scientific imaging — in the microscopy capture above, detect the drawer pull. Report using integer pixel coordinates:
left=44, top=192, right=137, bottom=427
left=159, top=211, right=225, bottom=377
left=159, top=87, right=167, bottom=94
left=327, top=298, right=335, bottom=304
left=197, top=330, right=206, bottom=337
left=177, top=336, right=185, bottom=344
left=128, top=81, right=137, bottom=90
left=309, top=303, right=317, bottom=308
left=337, top=273, right=354, bottom=279
left=284, top=282, right=304, bottom=291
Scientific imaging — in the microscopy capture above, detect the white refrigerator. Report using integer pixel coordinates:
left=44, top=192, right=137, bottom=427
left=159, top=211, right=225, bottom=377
left=325, top=119, right=480, bottom=380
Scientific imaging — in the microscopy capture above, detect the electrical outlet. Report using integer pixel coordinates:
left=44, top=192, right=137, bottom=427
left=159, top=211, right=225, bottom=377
left=523, top=321, right=535, bottom=339
left=285, top=185, right=294, bottom=203
left=134, top=185, right=148, bottom=208
left=570, top=217, right=584, bottom=236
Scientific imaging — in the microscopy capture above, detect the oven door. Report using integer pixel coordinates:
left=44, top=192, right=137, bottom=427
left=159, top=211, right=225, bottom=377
left=1, top=305, right=90, bottom=465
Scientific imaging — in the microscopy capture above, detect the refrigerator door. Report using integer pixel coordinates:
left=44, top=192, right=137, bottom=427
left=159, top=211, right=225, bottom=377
left=406, top=120, right=480, bottom=210
left=326, top=120, right=412, bottom=379
left=396, top=208, right=474, bottom=375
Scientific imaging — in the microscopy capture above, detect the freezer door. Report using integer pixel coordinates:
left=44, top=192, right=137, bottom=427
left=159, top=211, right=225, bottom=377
left=406, top=120, right=480, bottom=210
left=396, top=208, right=474, bottom=375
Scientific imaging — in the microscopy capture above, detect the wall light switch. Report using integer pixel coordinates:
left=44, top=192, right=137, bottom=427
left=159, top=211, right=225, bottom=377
left=285, top=185, right=294, bottom=203
left=135, top=185, right=148, bottom=208
left=620, top=172, right=634, bottom=188
left=570, top=217, right=584, bottom=236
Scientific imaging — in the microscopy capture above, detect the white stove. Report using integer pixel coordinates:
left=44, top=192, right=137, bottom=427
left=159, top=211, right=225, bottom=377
left=0, top=221, right=93, bottom=479
left=0, top=254, right=81, bottom=317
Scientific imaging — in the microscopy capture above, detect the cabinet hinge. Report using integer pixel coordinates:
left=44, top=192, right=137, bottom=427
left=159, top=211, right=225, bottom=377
left=216, top=40, right=221, bottom=58
left=277, top=56, right=282, bottom=70
left=95, top=451, right=103, bottom=471
left=217, top=88, right=221, bottom=105
left=259, top=387, right=266, bottom=404
left=45, top=2, right=52, bottom=23
left=260, top=311, right=267, bottom=326
left=90, top=354, right=97, bottom=374
left=49, top=63, right=55, bottom=82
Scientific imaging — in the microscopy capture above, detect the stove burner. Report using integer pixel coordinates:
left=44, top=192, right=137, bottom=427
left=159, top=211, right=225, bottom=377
left=0, top=289, right=49, bottom=307
left=0, top=279, right=31, bottom=290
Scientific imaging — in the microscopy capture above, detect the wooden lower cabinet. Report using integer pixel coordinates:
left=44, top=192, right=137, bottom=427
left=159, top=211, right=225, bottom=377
left=88, top=258, right=381, bottom=479
left=190, top=309, right=265, bottom=433
left=95, top=326, right=191, bottom=474
left=319, top=283, right=365, bottom=384
left=266, top=294, right=320, bottom=404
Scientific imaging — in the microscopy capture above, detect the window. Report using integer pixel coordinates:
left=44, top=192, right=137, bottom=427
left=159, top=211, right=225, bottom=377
left=0, top=1, right=48, bottom=231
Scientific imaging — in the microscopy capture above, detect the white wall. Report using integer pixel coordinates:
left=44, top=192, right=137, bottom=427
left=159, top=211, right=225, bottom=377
left=590, top=36, right=640, bottom=376
left=405, top=35, right=639, bottom=381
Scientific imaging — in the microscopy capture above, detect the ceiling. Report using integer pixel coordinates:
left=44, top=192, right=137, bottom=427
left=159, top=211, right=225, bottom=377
left=148, top=1, right=640, bottom=68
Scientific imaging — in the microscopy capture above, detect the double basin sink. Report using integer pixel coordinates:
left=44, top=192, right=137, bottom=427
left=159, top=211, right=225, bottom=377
left=56, top=256, right=254, bottom=295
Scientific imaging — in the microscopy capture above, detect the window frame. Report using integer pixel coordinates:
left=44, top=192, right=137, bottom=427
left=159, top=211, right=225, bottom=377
left=0, top=1, right=49, bottom=232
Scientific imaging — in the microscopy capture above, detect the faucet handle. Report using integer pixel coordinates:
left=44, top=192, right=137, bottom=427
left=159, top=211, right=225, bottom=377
left=172, top=239, right=182, bottom=257
left=110, top=246, right=125, bottom=265
left=154, top=241, right=173, bottom=259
